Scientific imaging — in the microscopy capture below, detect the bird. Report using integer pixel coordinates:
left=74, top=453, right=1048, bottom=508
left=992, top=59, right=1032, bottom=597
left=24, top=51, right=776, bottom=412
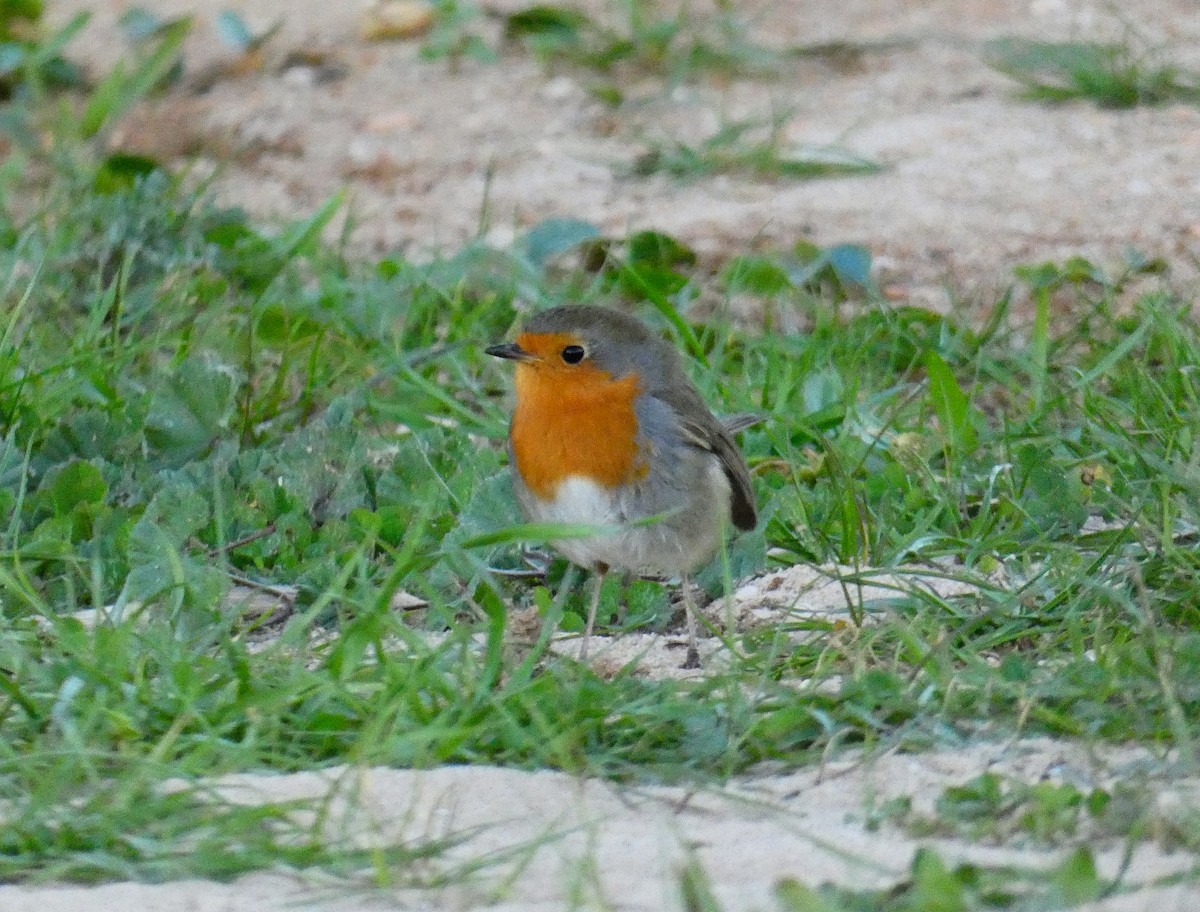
left=486, top=304, right=757, bottom=668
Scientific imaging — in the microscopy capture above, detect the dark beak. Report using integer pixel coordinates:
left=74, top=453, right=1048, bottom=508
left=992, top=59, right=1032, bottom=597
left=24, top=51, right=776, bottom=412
left=485, top=342, right=537, bottom=362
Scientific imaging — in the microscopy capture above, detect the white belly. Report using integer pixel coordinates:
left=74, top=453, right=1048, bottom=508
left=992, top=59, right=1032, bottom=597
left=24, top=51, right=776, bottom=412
left=522, top=468, right=730, bottom=576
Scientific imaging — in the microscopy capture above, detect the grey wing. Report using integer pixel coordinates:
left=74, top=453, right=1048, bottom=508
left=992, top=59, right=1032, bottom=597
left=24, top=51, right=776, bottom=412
left=635, top=340, right=758, bottom=532
left=720, top=412, right=766, bottom=436
left=678, top=413, right=758, bottom=531
left=656, top=380, right=757, bottom=532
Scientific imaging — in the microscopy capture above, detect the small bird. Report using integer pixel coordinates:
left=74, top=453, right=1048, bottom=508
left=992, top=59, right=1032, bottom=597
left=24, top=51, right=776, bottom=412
left=486, top=305, right=757, bottom=668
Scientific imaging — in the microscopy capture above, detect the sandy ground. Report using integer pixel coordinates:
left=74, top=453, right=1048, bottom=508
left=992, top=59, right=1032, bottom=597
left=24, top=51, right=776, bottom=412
left=22, top=1, right=1200, bottom=907
left=3, top=738, right=1196, bottom=911
left=52, top=0, right=1200, bottom=311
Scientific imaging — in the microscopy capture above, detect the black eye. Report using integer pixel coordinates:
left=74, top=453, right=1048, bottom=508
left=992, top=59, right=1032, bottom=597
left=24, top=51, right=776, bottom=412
left=561, top=345, right=586, bottom=364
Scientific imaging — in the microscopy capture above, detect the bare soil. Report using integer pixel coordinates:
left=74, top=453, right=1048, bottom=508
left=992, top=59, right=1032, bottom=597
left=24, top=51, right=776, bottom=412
left=56, top=0, right=1200, bottom=311
left=3, top=738, right=1196, bottom=911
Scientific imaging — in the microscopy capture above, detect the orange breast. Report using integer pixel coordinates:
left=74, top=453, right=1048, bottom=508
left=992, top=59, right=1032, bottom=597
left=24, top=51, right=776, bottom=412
left=510, top=364, right=648, bottom=499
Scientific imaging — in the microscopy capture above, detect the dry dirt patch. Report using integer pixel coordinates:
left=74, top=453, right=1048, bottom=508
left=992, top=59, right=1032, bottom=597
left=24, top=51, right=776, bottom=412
left=545, top=561, right=986, bottom=679
left=2, top=738, right=1195, bottom=911
left=55, top=0, right=1200, bottom=310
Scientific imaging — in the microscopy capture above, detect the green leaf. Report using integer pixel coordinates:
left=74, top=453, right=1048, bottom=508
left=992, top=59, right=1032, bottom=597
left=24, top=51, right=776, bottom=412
left=801, top=369, right=844, bottom=413
left=748, top=704, right=824, bottom=753
left=93, top=152, right=162, bottom=194
left=23, top=515, right=74, bottom=561
left=907, top=849, right=968, bottom=912
left=616, top=261, right=689, bottom=299
left=787, top=241, right=832, bottom=287
left=142, top=482, right=209, bottom=546
left=520, top=217, right=600, bottom=267
left=145, top=359, right=237, bottom=462
left=1, top=0, right=44, bottom=28
left=627, top=230, right=696, bottom=269
left=678, top=856, right=722, bottom=912
left=925, top=350, right=978, bottom=455
left=1052, top=846, right=1102, bottom=904
left=254, top=301, right=326, bottom=345
left=117, top=7, right=164, bottom=42
left=119, top=513, right=225, bottom=626
left=47, top=460, right=107, bottom=516
left=988, top=38, right=1108, bottom=77
left=826, top=244, right=873, bottom=290
left=121, top=518, right=187, bottom=608
left=214, top=10, right=254, bottom=51
left=720, top=255, right=791, bottom=295
left=505, top=5, right=589, bottom=41
left=773, top=879, right=839, bottom=912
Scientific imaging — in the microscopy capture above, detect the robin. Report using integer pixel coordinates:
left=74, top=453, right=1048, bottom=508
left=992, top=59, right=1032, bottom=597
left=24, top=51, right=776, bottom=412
left=486, top=305, right=757, bottom=668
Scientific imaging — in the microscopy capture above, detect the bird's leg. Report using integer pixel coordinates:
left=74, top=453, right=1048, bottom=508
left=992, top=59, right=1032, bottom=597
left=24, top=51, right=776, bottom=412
left=681, top=574, right=701, bottom=669
left=580, top=562, right=609, bottom=662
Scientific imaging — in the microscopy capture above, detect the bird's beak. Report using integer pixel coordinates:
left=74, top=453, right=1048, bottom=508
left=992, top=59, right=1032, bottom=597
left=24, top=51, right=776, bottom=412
left=485, top=342, right=538, bottom=363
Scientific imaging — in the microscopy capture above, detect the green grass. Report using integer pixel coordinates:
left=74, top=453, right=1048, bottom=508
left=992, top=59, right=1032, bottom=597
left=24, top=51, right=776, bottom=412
left=773, top=846, right=1120, bottom=912
left=870, top=772, right=1200, bottom=852
left=1, top=5, right=1199, bottom=899
left=0, top=0, right=84, bottom=99
left=503, top=0, right=783, bottom=82
left=987, top=36, right=1200, bottom=108
left=631, top=118, right=881, bottom=182
left=687, top=840, right=1190, bottom=912
left=3, top=154, right=1199, bottom=884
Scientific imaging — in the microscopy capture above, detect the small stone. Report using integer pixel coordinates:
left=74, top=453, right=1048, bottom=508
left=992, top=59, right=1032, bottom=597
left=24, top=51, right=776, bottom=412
left=343, top=152, right=407, bottom=184
left=391, top=590, right=428, bottom=611
left=361, top=1, right=436, bottom=40
left=345, top=135, right=380, bottom=165
left=364, top=111, right=417, bottom=133
left=281, top=66, right=316, bottom=89
left=541, top=76, right=577, bottom=101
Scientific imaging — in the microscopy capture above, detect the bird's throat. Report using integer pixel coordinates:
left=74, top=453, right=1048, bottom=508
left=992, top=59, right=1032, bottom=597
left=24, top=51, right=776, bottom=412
left=510, top=367, right=647, bottom=499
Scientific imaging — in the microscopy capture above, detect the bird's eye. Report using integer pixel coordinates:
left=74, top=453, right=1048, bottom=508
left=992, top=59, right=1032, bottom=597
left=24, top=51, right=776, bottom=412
left=561, top=345, right=586, bottom=364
